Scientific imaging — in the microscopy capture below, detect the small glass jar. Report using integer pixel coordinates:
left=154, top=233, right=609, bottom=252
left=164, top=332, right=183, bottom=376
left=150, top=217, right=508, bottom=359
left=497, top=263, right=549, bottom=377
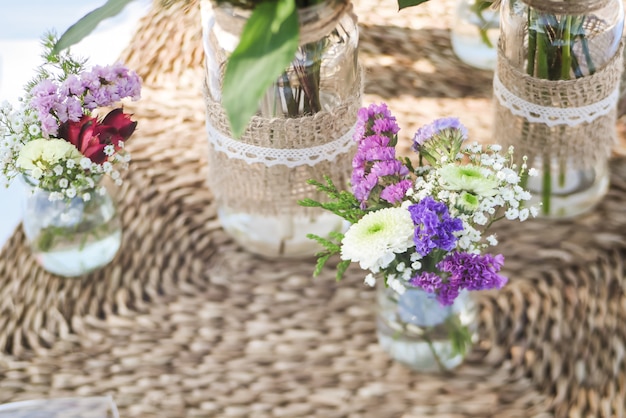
left=201, top=0, right=360, bottom=258
left=21, top=176, right=122, bottom=277
left=496, top=0, right=624, bottom=217
left=376, top=282, right=477, bottom=372
left=450, top=0, right=499, bottom=71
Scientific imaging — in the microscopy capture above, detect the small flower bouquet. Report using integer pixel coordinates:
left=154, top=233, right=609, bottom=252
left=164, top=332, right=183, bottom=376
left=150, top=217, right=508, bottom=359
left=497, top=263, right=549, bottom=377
left=0, top=33, right=141, bottom=277
left=300, top=103, right=537, bottom=370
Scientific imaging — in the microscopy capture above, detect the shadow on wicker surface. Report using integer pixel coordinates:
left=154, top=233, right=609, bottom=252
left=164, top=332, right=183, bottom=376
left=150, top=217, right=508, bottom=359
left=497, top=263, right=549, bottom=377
left=1, top=0, right=625, bottom=416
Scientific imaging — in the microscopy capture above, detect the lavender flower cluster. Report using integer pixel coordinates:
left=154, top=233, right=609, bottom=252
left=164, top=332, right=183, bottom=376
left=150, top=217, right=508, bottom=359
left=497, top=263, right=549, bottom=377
left=351, top=104, right=412, bottom=208
left=29, top=62, right=141, bottom=137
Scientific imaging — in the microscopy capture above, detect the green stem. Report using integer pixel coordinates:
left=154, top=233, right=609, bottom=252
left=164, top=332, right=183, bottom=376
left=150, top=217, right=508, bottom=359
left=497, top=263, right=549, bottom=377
left=423, top=330, right=449, bottom=374
left=560, top=16, right=572, bottom=80
left=558, top=154, right=566, bottom=188
left=542, top=158, right=552, bottom=214
left=535, top=17, right=553, bottom=214
left=526, top=11, right=537, bottom=76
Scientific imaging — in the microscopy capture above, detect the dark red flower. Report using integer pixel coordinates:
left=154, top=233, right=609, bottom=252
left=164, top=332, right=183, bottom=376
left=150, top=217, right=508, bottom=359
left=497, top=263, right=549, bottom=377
left=58, top=108, right=136, bottom=164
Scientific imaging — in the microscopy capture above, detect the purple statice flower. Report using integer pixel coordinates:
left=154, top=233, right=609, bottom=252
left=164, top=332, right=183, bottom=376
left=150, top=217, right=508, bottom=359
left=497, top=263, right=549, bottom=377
left=409, top=270, right=459, bottom=306
left=351, top=103, right=410, bottom=208
left=354, top=103, right=397, bottom=142
left=80, top=70, right=101, bottom=91
left=412, top=117, right=468, bottom=151
left=40, top=113, right=59, bottom=137
left=370, top=160, right=410, bottom=178
left=351, top=171, right=378, bottom=206
left=65, top=96, right=84, bottom=122
left=60, top=74, right=86, bottom=97
left=29, top=79, right=59, bottom=117
left=409, top=271, right=442, bottom=293
left=408, top=196, right=463, bottom=256
left=52, top=102, right=69, bottom=124
left=82, top=64, right=142, bottom=109
left=116, top=70, right=142, bottom=100
left=371, top=116, right=400, bottom=136
left=435, top=282, right=461, bottom=306
left=380, top=179, right=412, bottom=204
left=437, top=252, right=507, bottom=291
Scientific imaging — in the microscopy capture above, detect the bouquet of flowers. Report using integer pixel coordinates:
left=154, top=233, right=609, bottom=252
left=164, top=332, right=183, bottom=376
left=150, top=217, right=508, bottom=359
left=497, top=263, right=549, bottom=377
left=300, top=103, right=538, bottom=369
left=0, top=33, right=141, bottom=276
left=0, top=34, right=141, bottom=196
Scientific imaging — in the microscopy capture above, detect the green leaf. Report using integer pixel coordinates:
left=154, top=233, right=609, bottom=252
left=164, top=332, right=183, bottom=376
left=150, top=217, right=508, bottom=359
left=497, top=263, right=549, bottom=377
left=222, top=0, right=299, bottom=138
left=397, top=0, right=431, bottom=10
left=53, top=0, right=135, bottom=54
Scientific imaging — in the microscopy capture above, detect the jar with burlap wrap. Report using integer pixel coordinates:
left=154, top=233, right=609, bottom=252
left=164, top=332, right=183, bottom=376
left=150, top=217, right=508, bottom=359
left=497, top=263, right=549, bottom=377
left=200, top=0, right=360, bottom=258
left=494, top=0, right=624, bottom=217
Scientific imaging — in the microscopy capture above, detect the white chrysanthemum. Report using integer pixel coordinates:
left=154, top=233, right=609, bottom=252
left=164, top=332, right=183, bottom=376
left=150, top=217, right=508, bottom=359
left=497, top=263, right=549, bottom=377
left=16, top=139, right=81, bottom=170
left=364, top=273, right=376, bottom=287
left=341, top=207, right=415, bottom=272
left=438, top=163, right=500, bottom=197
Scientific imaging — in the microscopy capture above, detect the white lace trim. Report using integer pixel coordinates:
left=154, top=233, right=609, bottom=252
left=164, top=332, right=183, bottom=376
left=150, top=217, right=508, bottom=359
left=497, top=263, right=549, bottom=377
left=206, top=122, right=356, bottom=167
left=493, top=72, right=619, bottom=127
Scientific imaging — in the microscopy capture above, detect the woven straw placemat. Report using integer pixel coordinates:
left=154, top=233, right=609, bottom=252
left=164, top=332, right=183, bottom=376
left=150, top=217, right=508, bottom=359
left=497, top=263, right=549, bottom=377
left=1, top=0, right=626, bottom=416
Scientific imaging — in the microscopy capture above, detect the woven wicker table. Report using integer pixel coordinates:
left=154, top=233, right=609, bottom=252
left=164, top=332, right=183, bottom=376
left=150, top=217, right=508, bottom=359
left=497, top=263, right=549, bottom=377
left=1, top=1, right=626, bottom=417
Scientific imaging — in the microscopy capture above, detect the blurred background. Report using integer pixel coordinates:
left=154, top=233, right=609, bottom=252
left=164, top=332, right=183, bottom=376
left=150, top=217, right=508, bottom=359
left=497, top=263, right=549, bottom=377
left=0, top=0, right=152, bottom=247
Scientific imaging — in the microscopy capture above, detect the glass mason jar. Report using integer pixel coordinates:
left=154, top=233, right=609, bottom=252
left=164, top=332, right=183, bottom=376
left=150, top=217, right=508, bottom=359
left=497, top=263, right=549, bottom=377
left=21, top=176, right=122, bottom=277
left=376, top=282, right=477, bottom=372
left=450, top=0, right=499, bottom=71
left=496, top=0, right=624, bottom=218
left=201, top=0, right=360, bottom=258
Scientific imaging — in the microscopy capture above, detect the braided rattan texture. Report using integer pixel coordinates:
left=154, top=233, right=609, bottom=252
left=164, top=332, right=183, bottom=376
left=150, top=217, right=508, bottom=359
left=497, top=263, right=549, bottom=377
left=1, top=0, right=626, bottom=416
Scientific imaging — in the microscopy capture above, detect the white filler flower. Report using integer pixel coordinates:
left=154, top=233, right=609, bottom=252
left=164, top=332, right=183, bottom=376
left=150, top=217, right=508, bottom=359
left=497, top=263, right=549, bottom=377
left=341, top=207, right=414, bottom=272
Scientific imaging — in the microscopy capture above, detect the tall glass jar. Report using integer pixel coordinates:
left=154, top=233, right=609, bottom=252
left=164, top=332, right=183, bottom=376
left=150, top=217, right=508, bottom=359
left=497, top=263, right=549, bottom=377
left=450, top=0, right=499, bottom=71
left=21, top=177, right=122, bottom=277
left=495, top=0, right=624, bottom=217
left=201, top=0, right=360, bottom=258
left=376, top=282, right=477, bottom=372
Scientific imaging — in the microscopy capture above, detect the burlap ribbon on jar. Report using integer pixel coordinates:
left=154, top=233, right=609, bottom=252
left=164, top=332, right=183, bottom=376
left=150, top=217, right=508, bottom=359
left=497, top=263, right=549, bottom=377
left=202, top=74, right=361, bottom=217
left=493, top=41, right=624, bottom=170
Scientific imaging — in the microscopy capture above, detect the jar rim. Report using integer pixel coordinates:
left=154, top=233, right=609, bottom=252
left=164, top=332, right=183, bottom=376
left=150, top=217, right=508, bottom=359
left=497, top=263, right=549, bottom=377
left=519, top=0, right=613, bottom=14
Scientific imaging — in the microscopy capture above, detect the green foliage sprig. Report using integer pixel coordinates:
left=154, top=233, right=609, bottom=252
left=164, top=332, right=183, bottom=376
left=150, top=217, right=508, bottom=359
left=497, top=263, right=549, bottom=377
left=298, top=175, right=365, bottom=279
